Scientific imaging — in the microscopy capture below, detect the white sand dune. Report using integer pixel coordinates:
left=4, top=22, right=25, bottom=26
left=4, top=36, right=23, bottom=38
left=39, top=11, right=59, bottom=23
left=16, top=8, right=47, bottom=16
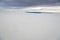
left=0, top=8, right=60, bottom=40
left=22, top=6, right=60, bottom=13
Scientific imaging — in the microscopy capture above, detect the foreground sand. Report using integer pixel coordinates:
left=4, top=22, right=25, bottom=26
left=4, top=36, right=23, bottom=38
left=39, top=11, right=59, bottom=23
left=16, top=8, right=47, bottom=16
left=0, top=8, right=60, bottom=40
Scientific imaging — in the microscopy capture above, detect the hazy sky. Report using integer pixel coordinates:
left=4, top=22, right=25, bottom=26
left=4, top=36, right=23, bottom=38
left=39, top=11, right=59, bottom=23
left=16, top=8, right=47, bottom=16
left=0, top=0, right=60, bottom=7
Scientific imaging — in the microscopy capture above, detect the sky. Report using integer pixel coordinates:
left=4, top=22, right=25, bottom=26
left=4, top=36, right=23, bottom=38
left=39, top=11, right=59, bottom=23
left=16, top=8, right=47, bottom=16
left=0, top=0, right=60, bottom=7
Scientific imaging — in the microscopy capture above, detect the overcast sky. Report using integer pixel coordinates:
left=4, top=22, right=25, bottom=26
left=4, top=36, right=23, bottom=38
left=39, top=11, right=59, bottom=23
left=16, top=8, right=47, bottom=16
left=0, top=0, right=60, bottom=7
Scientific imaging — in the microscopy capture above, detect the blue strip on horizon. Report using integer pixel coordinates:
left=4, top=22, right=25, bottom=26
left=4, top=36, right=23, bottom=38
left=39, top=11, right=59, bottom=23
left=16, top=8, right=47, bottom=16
left=26, top=12, right=55, bottom=14
left=26, top=12, right=48, bottom=14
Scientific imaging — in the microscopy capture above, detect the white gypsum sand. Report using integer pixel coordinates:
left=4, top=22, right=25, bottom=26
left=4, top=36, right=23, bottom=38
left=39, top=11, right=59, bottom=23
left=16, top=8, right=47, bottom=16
left=0, top=8, right=60, bottom=40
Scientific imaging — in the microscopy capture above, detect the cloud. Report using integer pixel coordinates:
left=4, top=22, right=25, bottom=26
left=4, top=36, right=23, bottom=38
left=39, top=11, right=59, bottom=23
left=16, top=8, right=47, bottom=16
left=0, top=0, right=60, bottom=7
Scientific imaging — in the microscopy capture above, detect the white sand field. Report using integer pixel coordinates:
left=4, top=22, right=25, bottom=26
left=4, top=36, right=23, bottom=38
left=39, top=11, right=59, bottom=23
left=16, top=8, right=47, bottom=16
left=0, top=8, right=60, bottom=40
